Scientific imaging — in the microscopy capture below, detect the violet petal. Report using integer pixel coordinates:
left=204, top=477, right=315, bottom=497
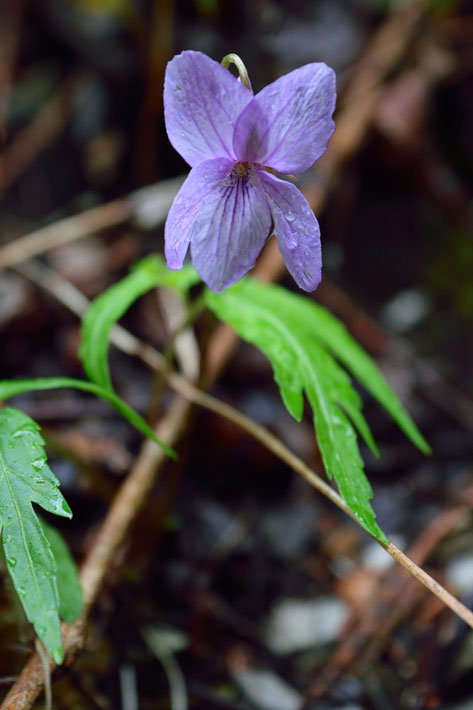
left=190, top=166, right=272, bottom=292
left=232, top=97, right=269, bottom=163
left=233, top=63, right=336, bottom=174
left=164, top=50, right=253, bottom=168
left=260, top=171, right=322, bottom=291
left=164, top=157, right=234, bottom=269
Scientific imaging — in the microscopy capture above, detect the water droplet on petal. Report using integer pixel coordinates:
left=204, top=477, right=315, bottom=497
left=286, top=212, right=295, bottom=223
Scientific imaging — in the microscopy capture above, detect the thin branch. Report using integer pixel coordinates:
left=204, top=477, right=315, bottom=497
left=301, top=507, right=468, bottom=705
left=175, top=387, right=473, bottom=629
left=0, top=176, right=183, bottom=271
left=33, top=641, right=51, bottom=710
left=0, top=199, right=132, bottom=271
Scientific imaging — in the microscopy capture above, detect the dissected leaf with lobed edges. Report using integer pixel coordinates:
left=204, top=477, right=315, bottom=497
left=206, top=278, right=430, bottom=542
left=80, top=254, right=200, bottom=391
left=0, top=257, right=196, bottom=660
left=0, top=407, right=71, bottom=663
left=251, top=282, right=430, bottom=455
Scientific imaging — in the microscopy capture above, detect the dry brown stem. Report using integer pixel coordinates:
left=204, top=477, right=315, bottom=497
left=303, top=507, right=467, bottom=705
left=0, top=199, right=132, bottom=271
left=0, top=176, right=183, bottom=272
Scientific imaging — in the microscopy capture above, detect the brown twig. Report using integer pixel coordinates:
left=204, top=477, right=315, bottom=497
left=0, top=199, right=132, bottom=270
left=303, top=507, right=467, bottom=705
left=0, top=176, right=183, bottom=271
left=6, top=266, right=473, bottom=710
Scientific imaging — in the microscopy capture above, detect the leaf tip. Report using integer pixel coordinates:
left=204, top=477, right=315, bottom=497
left=409, top=428, right=431, bottom=456
left=367, top=439, right=380, bottom=459
left=149, top=431, right=178, bottom=460
left=419, top=438, right=432, bottom=456
left=61, top=499, right=73, bottom=518
left=52, top=645, right=64, bottom=665
left=376, top=529, right=389, bottom=545
left=164, top=442, right=179, bottom=461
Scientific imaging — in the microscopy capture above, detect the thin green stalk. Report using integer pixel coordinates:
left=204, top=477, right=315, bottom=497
left=146, top=291, right=206, bottom=423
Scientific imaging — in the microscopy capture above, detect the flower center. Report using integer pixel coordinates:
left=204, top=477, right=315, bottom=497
left=233, top=161, right=250, bottom=179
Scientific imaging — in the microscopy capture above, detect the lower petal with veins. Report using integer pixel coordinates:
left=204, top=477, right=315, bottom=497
left=259, top=170, right=322, bottom=292
left=190, top=165, right=272, bottom=292
left=164, top=157, right=233, bottom=269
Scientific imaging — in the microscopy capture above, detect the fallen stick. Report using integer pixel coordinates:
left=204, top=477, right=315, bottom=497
left=302, top=507, right=467, bottom=705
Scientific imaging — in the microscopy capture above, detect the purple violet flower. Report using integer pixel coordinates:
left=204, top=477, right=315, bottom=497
left=164, top=50, right=336, bottom=293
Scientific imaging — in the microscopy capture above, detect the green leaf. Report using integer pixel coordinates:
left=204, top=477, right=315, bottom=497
left=206, top=279, right=428, bottom=542
left=0, top=377, right=176, bottom=460
left=0, top=407, right=72, bottom=664
left=80, top=255, right=200, bottom=391
left=244, top=283, right=430, bottom=456
left=40, top=519, right=83, bottom=624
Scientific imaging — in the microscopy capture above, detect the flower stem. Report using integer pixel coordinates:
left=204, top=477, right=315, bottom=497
left=146, top=290, right=205, bottom=423
left=221, top=53, right=252, bottom=92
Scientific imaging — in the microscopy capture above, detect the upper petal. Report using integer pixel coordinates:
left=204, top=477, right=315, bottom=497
left=232, top=97, right=269, bottom=163
left=164, top=157, right=234, bottom=269
left=260, top=171, right=322, bottom=291
left=233, top=63, right=336, bottom=174
left=190, top=165, right=272, bottom=292
left=164, top=51, right=254, bottom=167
